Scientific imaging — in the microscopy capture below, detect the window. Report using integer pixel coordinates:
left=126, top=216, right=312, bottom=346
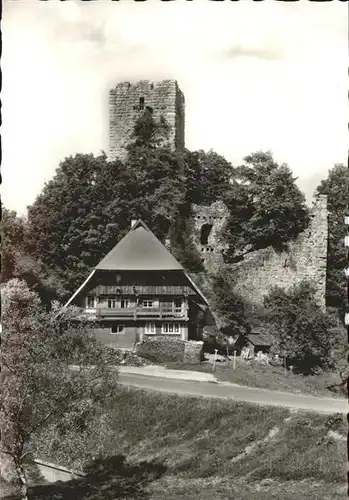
left=139, top=97, right=145, bottom=110
left=200, top=223, right=213, bottom=245
left=121, top=298, right=129, bottom=308
left=108, top=297, right=117, bottom=308
left=142, top=300, right=154, bottom=308
left=174, top=299, right=182, bottom=313
left=111, top=324, right=125, bottom=335
left=86, top=296, right=95, bottom=308
left=162, top=323, right=181, bottom=334
left=145, top=322, right=156, bottom=335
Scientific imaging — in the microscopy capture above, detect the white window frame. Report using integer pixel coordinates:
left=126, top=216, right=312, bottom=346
left=120, top=298, right=130, bottom=309
left=86, top=296, right=96, bottom=308
left=162, top=322, right=181, bottom=335
left=142, top=300, right=154, bottom=308
left=173, top=299, right=182, bottom=313
left=145, top=322, right=156, bottom=335
left=110, top=324, right=125, bottom=335
left=107, top=297, right=118, bottom=309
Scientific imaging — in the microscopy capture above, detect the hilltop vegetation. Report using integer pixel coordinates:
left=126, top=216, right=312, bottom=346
left=316, top=162, right=349, bottom=312
left=2, top=111, right=310, bottom=300
left=1, top=111, right=345, bottom=375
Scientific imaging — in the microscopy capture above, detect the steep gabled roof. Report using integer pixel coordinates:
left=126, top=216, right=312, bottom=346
left=246, top=333, right=274, bottom=347
left=64, top=220, right=209, bottom=307
left=96, top=220, right=183, bottom=271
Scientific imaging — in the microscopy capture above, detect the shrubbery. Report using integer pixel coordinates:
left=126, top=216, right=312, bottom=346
left=264, top=280, right=332, bottom=374
left=101, top=348, right=150, bottom=367
left=136, top=337, right=185, bottom=364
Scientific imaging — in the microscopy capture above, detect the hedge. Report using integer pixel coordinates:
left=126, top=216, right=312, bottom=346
left=136, top=337, right=185, bottom=364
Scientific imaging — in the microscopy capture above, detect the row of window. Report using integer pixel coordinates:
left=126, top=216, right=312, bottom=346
left=87, top=297, right=182, bottom=310
left=196, top=215, right=223, bottom=220
left=110, top=323, right=182, bottom=335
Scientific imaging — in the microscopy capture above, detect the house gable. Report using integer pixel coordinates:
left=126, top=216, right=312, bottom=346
left=65, top=220, right=209, bottom=307
left=96, top=220, right=183, bottom=271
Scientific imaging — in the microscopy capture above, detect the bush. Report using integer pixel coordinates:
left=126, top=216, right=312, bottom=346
left=202, top=331, right=231, bottom=355
left=102, top=348, right=150, bottom=367
left=211, top=271, right=250, bottom=337
left=264, top=280, right=332, bottom=374
left=136, top=337, right=185, bottom=364
left=324, top=413, right=345, bottom=432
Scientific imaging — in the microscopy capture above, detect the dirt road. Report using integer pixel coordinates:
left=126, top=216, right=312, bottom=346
left=118, top=372, right=347, bottom=414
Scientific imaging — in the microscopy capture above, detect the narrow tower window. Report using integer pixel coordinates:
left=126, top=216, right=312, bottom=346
left=139, top=97, right=145, bottom=110
left=200, top=224, right=213, bottom=245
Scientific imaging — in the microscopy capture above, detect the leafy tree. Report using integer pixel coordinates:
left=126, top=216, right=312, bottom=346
left=126, top=108, right=170, bottom=150
left=222, top=151, right=310, bottom=261
left=28, top=113, right=187, bottom=297
left=264, top=280, right=332, bottom=374
left=211, top=271, right=250, bottom=337
left=315, top=163, right=349, bottom=311
left=1, top=206, right=29, bottom=283
left=27, top=153, right=126, bottom=297
left=1, top=206, right=64, bottom=305
left=0, top=279, right=118, bottom=500
left=168, top=203, right=204, bottom=272
left=183, top=149, right=234, bottom=205
left=122, top=123, right=186, bottom=243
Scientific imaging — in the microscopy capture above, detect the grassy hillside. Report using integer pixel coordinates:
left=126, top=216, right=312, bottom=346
left=3, top=388, right=346, bottom=499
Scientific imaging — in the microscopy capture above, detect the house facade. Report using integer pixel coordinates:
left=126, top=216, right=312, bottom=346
left=65, top=220, right=210, bottom=349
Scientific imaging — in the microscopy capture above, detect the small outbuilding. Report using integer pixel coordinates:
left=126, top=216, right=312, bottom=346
left=234, top=328, right=274, bottom=357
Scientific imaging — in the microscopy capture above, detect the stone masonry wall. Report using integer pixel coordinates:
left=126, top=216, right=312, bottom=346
left=109, top=80, right=185, bottom=161
left=191, top=195, right=328, bottom=310
left=191, top=200, right=229, bottom=268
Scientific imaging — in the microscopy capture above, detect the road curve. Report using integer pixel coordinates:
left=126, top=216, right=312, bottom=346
left=118, top=372, right=348, bottom=415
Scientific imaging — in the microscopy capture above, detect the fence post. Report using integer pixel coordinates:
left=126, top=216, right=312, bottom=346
left=212, top=349, right=218, bottom=372
left=284, top=350, right=287, bottom=377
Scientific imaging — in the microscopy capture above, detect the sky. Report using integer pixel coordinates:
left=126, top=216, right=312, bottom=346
left=2, top=0, right=348, bottom=215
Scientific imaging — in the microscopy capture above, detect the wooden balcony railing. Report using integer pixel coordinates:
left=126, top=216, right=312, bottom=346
left=80, top=305, right=187, bottom=320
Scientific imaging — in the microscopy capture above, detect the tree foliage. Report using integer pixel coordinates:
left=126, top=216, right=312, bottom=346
left=1, top=206, right=28, bottom=283
left=127, top=108, right=170, bottom=150
left=316, top=163, right=349, bottom=311
left=264, top=280, right=332, bottom=374
left=222, top=151, right=310, bottom=261
left=168, top=203, right=204, bottom=272
left=27, top=113, right=187, bottom=298
left=183, top=149, right=234, bottom=205
left=1, top=206, right=64, bottom=305
left=0, top=279, right=118, bottom=499
left=211, top=271, right=250, bottom=337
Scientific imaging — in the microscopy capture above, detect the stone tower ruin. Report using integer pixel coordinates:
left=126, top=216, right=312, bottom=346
left=109, top=80, right=185, bottom=161
left=107, top=78, right=328, bottom=310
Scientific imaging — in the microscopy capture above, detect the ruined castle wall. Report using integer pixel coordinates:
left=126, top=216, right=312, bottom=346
left=191, top=201, right=228, bottom=267
left=109, top=80, right=185, bottom=161
left=191, top=195, right=328, bottom=310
